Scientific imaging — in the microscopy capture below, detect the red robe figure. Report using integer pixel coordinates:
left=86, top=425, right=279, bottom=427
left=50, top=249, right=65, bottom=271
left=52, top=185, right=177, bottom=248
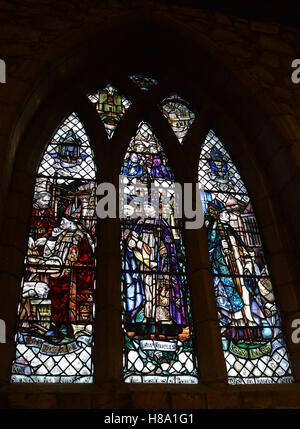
left=30, top=191, right=56, bottom=245
left=43, top=205, right=94, bottom=340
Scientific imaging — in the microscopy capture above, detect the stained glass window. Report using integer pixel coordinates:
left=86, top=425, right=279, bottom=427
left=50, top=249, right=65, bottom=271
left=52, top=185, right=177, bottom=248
left=121, top=121, right=198, bottom=384
left=129, top=74, right=158, bottom=91
left=11, top=113, right=97, bottom=383
left=88, top=84, right=131, bottom=138
left=199, top=129, right=294, bottom=384
left=160, top=93, right=195, bottom=144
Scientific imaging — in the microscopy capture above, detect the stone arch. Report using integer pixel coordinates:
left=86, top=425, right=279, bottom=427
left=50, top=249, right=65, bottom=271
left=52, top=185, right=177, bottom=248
left=0, top=11, right=299, bottom=402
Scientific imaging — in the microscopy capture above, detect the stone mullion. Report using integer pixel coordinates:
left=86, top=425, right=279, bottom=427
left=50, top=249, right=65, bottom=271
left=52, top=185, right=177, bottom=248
left=94, top=217, right=123, bottom=384
left=183, top=109, right=228, bottom=383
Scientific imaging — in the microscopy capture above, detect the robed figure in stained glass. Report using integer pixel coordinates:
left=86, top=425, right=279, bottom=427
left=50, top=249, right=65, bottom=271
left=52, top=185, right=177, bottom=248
left=24, top=188, right=95, bottom=342
left=199, top=129, right=293, bottom=384
left=43, top=205, right=94, bottom=340
left=30, top=191, right=56, bottom=247
left=122, top=152, right=146, bottom=180
left=12, top=113, right=96, bottom=383
left=206, top=201, right=274, bottom=343
left=121, top=122, right=198, bottom=384
left=124, top=206, right=186, bottom=338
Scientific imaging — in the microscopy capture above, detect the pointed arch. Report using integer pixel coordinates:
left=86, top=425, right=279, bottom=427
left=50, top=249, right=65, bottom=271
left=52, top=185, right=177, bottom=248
left=11, top=113, right=97, bottom=383
left=120, top=121, right=198, bottom=384
left=199, top=129, right=294, bottom=384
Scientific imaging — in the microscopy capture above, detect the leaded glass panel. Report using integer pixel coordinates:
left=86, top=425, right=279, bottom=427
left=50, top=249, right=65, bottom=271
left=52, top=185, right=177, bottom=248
left=160, top=94, right=195, bottom=144
left=199, top=130, right=294, bottom=384
left=121, top=122, right=198, bottom=384
left=88, top=84, right=131, bottom=138
left=11, top=113, right=96, bottom=383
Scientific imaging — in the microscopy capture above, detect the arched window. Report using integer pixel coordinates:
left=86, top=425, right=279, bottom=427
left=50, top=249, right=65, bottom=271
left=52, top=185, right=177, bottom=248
left=11, top=113, right=97, bottom=383
left=120, top=121, right=198, bottom=383
left=199, top=129, right=294, bottom=384
left=9, top=71, right=294, bottom=387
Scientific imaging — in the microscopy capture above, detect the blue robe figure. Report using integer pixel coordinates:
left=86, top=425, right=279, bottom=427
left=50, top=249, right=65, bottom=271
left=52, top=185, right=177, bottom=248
left=208, top=147, right=228, bottom=180
left=122, top=152, right=145, bottom=179
left=124, top=224, right=146, bottom=322
left=124, top=218, right=186, bottom=335
left=206, top=200, right=270, bottom=342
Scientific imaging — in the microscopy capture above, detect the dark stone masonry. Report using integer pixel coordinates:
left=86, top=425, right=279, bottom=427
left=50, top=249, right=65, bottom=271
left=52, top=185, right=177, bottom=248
left=0, top=0, right=300, bottom=409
